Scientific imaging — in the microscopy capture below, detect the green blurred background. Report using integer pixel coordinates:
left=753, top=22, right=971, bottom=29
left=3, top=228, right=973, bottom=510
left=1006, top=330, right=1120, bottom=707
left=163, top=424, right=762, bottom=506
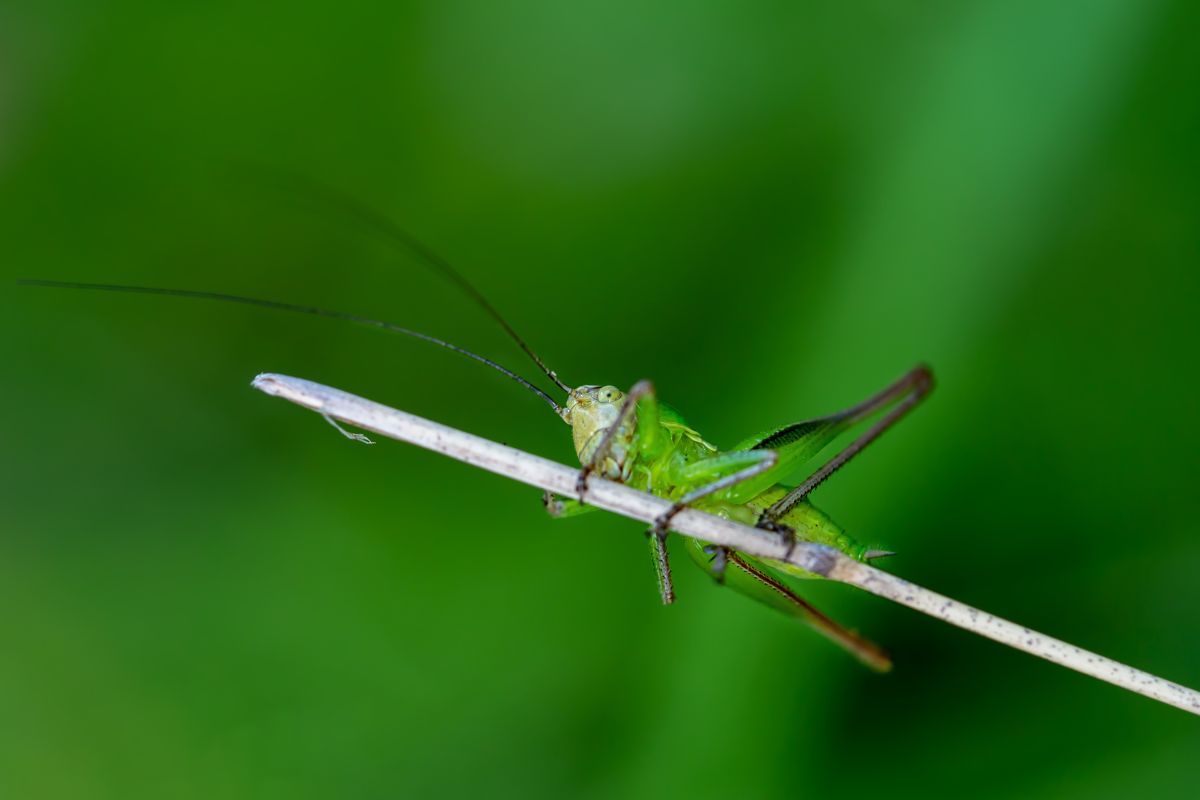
left=3, top=1, right=1199, bottom=797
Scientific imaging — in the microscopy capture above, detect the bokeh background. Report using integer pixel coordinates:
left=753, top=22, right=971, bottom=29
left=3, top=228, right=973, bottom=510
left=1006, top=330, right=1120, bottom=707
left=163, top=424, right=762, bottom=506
left=3, top=1, right=1199, bottom=797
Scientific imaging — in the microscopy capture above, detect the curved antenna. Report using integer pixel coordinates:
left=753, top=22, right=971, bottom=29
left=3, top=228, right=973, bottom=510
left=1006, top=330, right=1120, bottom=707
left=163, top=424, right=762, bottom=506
left=259, top=171, right=572, bottom=394
left=18, top=279, right=564, bottom=415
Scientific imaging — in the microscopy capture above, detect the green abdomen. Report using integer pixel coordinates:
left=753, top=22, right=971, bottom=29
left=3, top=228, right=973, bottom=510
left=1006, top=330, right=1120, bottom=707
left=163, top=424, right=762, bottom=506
left=739, top=485, right=870, bottom=578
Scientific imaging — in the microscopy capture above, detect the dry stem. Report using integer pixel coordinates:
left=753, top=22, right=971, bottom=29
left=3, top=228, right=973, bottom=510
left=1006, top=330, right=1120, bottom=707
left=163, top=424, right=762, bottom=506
left=252, top=372, right=1200, bottom=716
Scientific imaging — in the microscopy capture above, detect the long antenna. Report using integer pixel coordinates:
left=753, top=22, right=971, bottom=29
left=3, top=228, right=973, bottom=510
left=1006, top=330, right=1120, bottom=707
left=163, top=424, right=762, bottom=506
left=18, top=279, right=564, bottom=415
left=258, top=171, right=572, bottom=394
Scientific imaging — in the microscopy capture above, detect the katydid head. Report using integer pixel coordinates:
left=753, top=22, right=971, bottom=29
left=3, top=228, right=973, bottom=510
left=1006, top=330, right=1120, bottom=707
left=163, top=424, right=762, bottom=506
left=562, top=385, right=627, bottom=464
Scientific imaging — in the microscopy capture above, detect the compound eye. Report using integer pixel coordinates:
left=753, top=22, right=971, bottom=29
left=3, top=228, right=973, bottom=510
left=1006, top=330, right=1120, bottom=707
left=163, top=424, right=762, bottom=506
left=600, top=387, right=623, bottom=403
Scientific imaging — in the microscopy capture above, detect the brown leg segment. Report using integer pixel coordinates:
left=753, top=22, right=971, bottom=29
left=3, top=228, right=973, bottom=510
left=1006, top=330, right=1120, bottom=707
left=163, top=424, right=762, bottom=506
left=761, top=364, right=934, bottom=525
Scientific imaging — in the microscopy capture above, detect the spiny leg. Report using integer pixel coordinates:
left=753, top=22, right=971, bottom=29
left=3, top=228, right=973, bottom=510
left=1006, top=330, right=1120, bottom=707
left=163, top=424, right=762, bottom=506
left=725, top=550, right=891, bottom=671
left=575, top=379, right=655, bottom=499
left=680, top=537, right=889, bottom=669
left=759, top=364, right=933, bottom=530
left=542, top=486, right=677, bottom=602
left=647, top=527, right=676, bottom=604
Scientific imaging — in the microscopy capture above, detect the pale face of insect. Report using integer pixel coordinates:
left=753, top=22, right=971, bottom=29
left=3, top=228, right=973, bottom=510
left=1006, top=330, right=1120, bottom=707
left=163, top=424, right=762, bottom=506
left=562, top=385, right=627, bottom=469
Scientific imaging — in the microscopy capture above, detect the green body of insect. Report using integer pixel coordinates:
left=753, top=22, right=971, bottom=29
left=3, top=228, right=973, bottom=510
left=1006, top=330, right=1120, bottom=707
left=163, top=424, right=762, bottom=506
left=22, top=178, right=933, bottom=672
left=545, top=369, right=931, bottom=671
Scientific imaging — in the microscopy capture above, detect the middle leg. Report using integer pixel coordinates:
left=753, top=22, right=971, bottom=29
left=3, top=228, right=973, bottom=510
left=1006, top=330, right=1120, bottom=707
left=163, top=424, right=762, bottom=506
left=646, top=449, right=779, bottom=604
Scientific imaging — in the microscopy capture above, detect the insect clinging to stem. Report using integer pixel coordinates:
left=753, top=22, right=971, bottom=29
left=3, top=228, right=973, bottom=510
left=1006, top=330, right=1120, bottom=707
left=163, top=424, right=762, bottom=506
left=21, top=181, right=933, bottom=672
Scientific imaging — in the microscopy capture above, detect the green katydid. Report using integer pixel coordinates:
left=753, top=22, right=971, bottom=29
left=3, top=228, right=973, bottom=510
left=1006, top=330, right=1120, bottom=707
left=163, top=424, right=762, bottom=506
left=22, top=188, right=932, bottom=673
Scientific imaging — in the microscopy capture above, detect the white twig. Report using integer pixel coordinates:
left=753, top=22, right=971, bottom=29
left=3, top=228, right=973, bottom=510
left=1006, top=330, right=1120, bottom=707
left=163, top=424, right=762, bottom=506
left=252, top=372, right=1200, bottom=716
